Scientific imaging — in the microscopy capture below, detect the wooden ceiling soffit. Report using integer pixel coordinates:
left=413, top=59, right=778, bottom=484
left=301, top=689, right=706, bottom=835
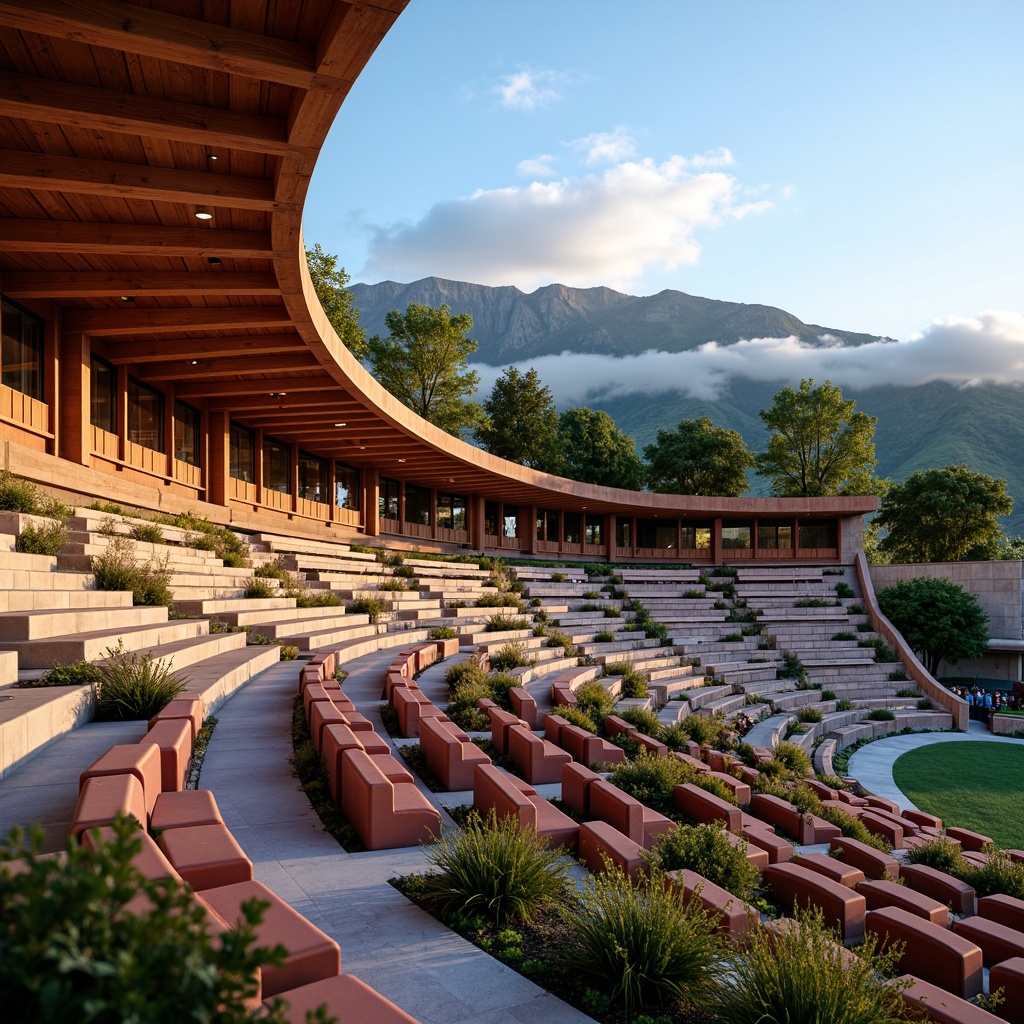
left=0, top=72, right=302, bottom=156
left=0, top=151, right=282, bottom=211
left=191, top=376, right=334, bottom=401
left=4, top=271, right=281, bottom=300
left=0, top=220, right=274, bottom=257
left=140, top=356, right=318, bottom=382
left=63, top=306, right=293, bottom=336
left=106, top=335, right=302, bottom=365
left=0, top=0, right=318, bottom=88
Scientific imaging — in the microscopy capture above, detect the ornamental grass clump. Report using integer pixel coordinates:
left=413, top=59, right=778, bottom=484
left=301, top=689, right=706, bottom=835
left=617, top=706, right=662, bottom=738
left=555, top=704, right=598, bottom=733
left=648, top=822, right=761, bottom=902
left=604, top=661, right=649, bottom=699
left=559, top=866, right=727, bottom=1015
left=94, top=642, right=186, bottom=721
left=707, top=906, right=910, bottom=1024
left=420, top=810, right=570, bottom=926
left=677, top=712, right=726, bottom=748
left=610, top=753, right=692, bottom=816
left=91, top=535, right=173, bottom=608
left=489, top=641, right=536, bottom=672
left=574, top=680, right=616, bottom=723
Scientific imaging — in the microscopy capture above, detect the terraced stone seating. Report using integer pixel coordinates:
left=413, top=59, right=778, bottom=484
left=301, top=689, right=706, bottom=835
left=988, top=958, right=1024, bottom=1024
left=749, top=792, right=841, bottom=845
left=828, top=835, right=900, bottom=880
left=391, top=684, right=444, bottom=738
left=545, top=715, right=625, bottom=767
left=472, top=763, right=578, bottom=852
left=418, top=715, right=491, bottom=791
left=895, top=975, right=1005, bottom=1023
left=507, top=724, right=572, bottom=785
left=674, top=782, right=741, bottom=832
left=900, top=864, right=976, bottom=916
left=267, top=974, right=419, bottom=1023
left=578, top=819, right=645, bottom=880
left=588, top=778, right=674, bottom=850
left=763, top=862, right=866, bottom=942
left=667, top=868, right=759, bottom=939
left=952, top=915, right=1024, bottom=967
left=508, top=686, right=537, bottom=728
left=486, top=706, right=526, bottom=755
left=856, top=879, right=949, bottom=926
left=322, top=722, right=392, bottom=803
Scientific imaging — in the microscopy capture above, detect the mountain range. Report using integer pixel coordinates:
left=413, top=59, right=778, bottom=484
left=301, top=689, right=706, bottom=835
left=350, top=278, right=1024, bottom=538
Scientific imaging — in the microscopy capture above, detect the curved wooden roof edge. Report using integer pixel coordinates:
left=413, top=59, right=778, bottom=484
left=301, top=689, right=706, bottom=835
left=2, top=0, right=876, bottom=521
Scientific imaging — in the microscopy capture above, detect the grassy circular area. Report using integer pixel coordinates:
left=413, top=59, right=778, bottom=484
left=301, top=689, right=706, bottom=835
left=891, top=740, right=1024, bottom=849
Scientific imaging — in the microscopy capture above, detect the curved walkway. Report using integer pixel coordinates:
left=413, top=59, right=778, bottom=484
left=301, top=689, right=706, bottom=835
left=847, top=720, right=1024, bottom=810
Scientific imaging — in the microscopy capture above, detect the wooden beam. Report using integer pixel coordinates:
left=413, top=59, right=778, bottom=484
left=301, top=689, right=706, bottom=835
left=0, top=71, right=303, bottom=156
left=63, top=306, right=292, bottom=336
left=139, top=355, right=319, bottom=381
left=106, top=335, right=302, bottom=364
left=0, top=150, right=282, bottom=210
left=0, top=220, right=274, bottom=257
left=0, top=0, right=318, bottom=88
left=4, top=270, right=280, bottom=299
left=181, top=376, right=333, bottom=400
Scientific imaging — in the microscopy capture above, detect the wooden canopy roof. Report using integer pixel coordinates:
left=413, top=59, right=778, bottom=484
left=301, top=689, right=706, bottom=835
left=0, top=0, right=875, bottom=521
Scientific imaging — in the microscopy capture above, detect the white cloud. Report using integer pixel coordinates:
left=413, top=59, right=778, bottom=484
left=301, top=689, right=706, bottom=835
left=470, top=311, right=1024, bottom=406
left=360, top=152, right=779, bottom=291
left=573, top=127, right=637, bottom=165
left=517, top=154, right=558, bottom=178
left=685, top=147, right=735, bottom=170
left=495, top=69, right=562, bottom=110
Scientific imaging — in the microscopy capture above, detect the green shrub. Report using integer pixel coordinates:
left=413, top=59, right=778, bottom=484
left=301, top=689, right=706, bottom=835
left=348, top=597, right=388, bottom=623
left=395, top=564, right=416, bottom=579
left=376, top=549, right=404, bottom=567
left=788, top=785, right=890, bottom=851
left=296, top=590, right=342, bottom=608
left=617, top=707, right=662, bottom=737
left=592, top=630, right=615, bottom=643
left=94, top=643, right=186, bottom=721
left=15, top=519, right=67, bottom=556
left=797, top=707, right=822, bottom=723
left=858, top=637, right=899, bottom=662
left=0, top=816, right=313, bottom=1024
left=169, top=511, right=250, bottom=568
left=574, top=681, right=616, bottom=723
left=904, top=838, right=973, bottom=877
left=550, top=572, right=567, bottom=583
left=544, top=629, right=576, bottom=656
left=831, top=631, right=856, bottom=641
left=485, top=613, right=529, bottom=632
left=446, top=659, right=487, bottom=691
left=244, top=576, right=278, bottom=599
left=559, top=867, right=726, bottom=1014
left=660, top=723, right=691, bottom=752
left=968, top=850, right=1024, bottom=900
left=378, top=578, right=408, bottom=592
left=821, top=690, right=837, bottom=701
left=604, top=661, right=649, bottom=699
left=835, top=582, right=855, bottom=599
left=489, top=642, right=536, bottom=672
left=428, top=626, right=457, bottom=640
left=91, top=535, right=173, bottom=608
left=445, top=679, right=494, bottom=731
left=707, top=906, right=908, bottom=1024
left=610, top=753, right=692, bottom=815
left=0, top=471, right=71, bottom=521
left=555, top=704, right=597, bottom=733
left=18, top=659, right=102, bottom=688
left=677, top=712, right=726, bottom=748
left=794, top=598, right=830, bottom=608
left=835, top=699, right=855, bottom=711
left=867, top=708, right=896, bottom=721
left=420, top=810, right=570, bottom=925
left=847, top=603, right=865, bottom=615
left=128, top=521, right=164, bottom=544
left=486, top=672, right=520, bottom=709
left=648, top=823, right=760, bottom=901
left=476, top=591, right=524, bottom=610
left=772, top=741, right=812, bottom=777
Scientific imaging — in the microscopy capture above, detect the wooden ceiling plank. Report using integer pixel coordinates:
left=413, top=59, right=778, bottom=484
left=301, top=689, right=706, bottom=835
left=0, top=219, right=274, bottom=256
left=105, top=334, right=302, bottom=363
left=4, top=270, right=280, bottom=298
left=63, top=305, right=292, bottom=335
left=0, top=71, right=303, bottom=156
left=0, top=149, right=281, bottom=210
left=139, top=355, right=318, bottom=381
left=0, top=0, right=317, bottom=88
left=182, top=376, right=332, bottom=399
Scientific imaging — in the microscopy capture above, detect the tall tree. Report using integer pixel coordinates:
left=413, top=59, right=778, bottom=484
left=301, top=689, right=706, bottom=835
left=877, top=576, right=989, bottom=676
left=643, top=417, right=753, bottom=496
left=875, top=465, right=1014, bottom=562
left=557, top=407, right=645, bottom=489
left=304, top=243, right=367, bottom=359
left=755, top=378, right=877, bottom=496
left=366, top=303, right=482, bottom=439
left=476, top=367, right=562, bottom=472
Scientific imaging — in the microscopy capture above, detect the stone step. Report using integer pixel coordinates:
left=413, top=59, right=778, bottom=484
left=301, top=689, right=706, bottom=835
left=173, top=596, right=297, bottom=617
left=0, top=605, right=168, bottom=642
left=283, top=622, right=383, bottom=653
left=683, top=684, right=734, bottom=711
left=0, top=617, right=209, bottom=669
left=177, top=644, right=282, bottom=711
left=251, top=610, right=371, bottom=640
left=698, top=692, right=748, bottom=718
left=0, top=589, right=133, bottom=613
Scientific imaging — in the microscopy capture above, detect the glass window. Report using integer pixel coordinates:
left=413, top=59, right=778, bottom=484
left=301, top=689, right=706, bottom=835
left=798, top=520, right=838, bottom=549
left=128, top=378, right=163, bottom=451
left=405, top=483, right=431, bottom=526
left=637, top=518, right=677, bottom=549
left=484, top=501, right=499, bottom=536
left=335, top=463, right=360, bottom=511
left=563, top=512, right=581, bottom=544
left=503, top=511, right=518, bottom=539
left=680, top=522, right=713, bottom=549
left=174, top=401, right=200, bottom=466
left=380, top=478, right=400, bottom=520
left=722, top=522, right=752, bottom=550
left=758, top=522, right=793, bottom=550
left=297, top=451, right=326, bottom=501
left=695, top=526, right=712, bottom=549
left=229, top=422, right=254, bottom=482
left=1, top=299, right=43, bottom=400
left=438, top=493, right=466, bottom=530
left=262, top=436, right=290, bottom=493
left=615, top=517, right=632, bottom=548
left=537, top=509, right=559, bottom=541
left=90, top=356, right=116, bottom=433
left=584, top=515, right=602, bottom=546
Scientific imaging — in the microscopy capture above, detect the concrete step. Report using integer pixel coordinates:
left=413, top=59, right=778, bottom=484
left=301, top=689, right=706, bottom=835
left=698, top=692, right=748, bottom=718
left=173, top=596, right=297, bottom=617
left=282, top=622, right=382, bottom=653
left=0, top=589, right=133, bottom=613
left=177, top=644, right=282, bottom=711
left=0, top=605, right=168, bottom=642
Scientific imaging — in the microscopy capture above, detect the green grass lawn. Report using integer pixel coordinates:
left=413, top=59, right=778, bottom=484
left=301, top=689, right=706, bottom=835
left=891, top=741, right=1024, bottom=849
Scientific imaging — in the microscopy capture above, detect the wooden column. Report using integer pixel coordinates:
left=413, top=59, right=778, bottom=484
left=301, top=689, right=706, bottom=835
left=207, top=411, right=229, bottom=507
left=254, top=428, right=264, bottom=505
left=605, top=514, right=616, bottom=563
left=57, top=330, right=91, bottom=466
left=362, top=467, right=379, bottom=537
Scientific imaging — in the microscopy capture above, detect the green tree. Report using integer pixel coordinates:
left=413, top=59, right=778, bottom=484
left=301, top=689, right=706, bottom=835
left=304, top=243, right=367, bottom=360
left=876, top=576, right=989, bottom=676
left=557, top=407, right=645, bottom=489
left=755, top=379, right=877, bottom=496
left=643, top=417, right=753, bottom=496
left=476, top=367, right=562, bottom=472
left=875, top=465, right=1014, bottom=563
left=366, top=303, right=482, bottom=439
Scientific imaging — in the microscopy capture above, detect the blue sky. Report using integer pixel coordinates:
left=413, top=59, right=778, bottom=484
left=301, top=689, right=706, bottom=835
left=305, top=0, right=1022, bottom=355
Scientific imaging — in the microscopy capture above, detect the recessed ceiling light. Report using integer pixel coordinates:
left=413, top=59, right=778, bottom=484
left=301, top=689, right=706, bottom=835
left=397, top=459, right=406, bottom=463
left=269, top=392, right=286, bottom=397
left=334, top=422, right=346, bottom=427
left=207, top=256, right=221, bottom=266
left=206, top=153, right=218, bottom=162
left=195, top=208, right=213, bottom=220
left=190, top=360, right=198, bottom=365
left=119, top=295, right=135, bottom=302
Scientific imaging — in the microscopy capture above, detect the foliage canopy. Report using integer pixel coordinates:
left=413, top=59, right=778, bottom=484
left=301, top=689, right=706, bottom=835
left=476, top=366, right=562, bottom=472
left=876, top=575, right=989, bottom=675
left=875, top=464, right=1014, bottom=562
left=367, top=303, right=482, bottom=438
left=643, top=416, right=753, bottom=496
left=557, top=406, right=645, bottom=489
left=755, top=379, right=877, bottom=496
left=304, top=243, right=367, bottom=360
